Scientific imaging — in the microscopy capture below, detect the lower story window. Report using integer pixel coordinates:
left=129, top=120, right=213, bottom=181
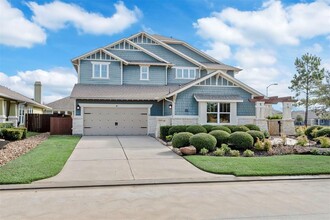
left=18, top=105, right=25, bottom=125
left=207, top=102, right=230, bottom=123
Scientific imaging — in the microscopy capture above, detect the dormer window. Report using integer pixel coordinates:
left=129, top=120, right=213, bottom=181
left=176, top=67, right=196, bottom=79
left=140, top=66, right=149, bottom=80
left=92, top=62, right=109, bottom=79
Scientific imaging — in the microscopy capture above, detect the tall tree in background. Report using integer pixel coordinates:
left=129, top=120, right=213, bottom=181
left=289, top=53, right=324, bottom=126
left=312, top=70, right=330, bottom=119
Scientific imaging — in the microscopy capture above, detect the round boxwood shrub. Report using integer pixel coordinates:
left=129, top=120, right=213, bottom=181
left=305, top=125, right=323, bottom=139
left=189, top=133, right=217, bottom=151
left=209, top=130, right=230, bottom=147
left=228, top=131, right=254, bottom=150
left=230, top=125, right=250, bottom=132
left=202, top=124, right=214, bottom=133
left=211, top=125, right=231, bottom=134
left=186, top=125, right=207, bottom=134
left=168, top=125, right=188, bottom=135
left=247, top=130, right=265, bottom=144
left=316, top=127, right=330, bottom=138
left=172, top=132, right=193, bottom=148
left=244, top=124, right=260, bottom=131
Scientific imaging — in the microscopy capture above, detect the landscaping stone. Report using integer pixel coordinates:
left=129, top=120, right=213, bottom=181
left=0, top=133, right=49, bottom=166
left=180, top=146, right=197, bottom=155
left=172, top=147, right=183, bottom=156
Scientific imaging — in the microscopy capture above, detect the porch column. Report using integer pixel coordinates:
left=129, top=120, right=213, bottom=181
left=8, top=101, right=18, bottom=127
left=255, top=101, right=268, bottom=131
left=281, top=102, right=295, bottom=135
left=0, top=99, right=6, bottom=123
left=264, top=104, right=273, bottom=118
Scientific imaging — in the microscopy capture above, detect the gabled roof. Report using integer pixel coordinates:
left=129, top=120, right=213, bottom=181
left=71, top=84, right=180, bottom=101
left=128, top=32, right=207, bottom=68
left=0, top=85, right=51, bottom=110
left=46, top=96, right=74, bottom=112
left=162, top=70, right=263, bottom=100
left=71, top=48, right=128, bottom=64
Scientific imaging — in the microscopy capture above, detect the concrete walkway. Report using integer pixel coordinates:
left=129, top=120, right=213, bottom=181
left=38, top=136, right=225, bottom=184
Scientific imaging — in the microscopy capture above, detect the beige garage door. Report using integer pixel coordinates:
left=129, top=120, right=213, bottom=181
left=83, top=107, right=148, bottom=135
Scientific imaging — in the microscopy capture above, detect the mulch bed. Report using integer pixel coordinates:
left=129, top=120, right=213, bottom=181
left=0, top=133, right=50, bottom=166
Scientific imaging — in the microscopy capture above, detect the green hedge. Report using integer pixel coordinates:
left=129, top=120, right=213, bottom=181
left=202, top=125, right=214, bottom=133
left=247, top=130, right=265, bottom=144
left=16, top=127, right=27, bottom=139
left=229, top=125, right=250, bottom=132
left=172, top=132, right=193, bottom=148
left=186, top=125, right=207, bottom=134
left=211, top=125, right=231, bottom=133
left=209, top=130, right=230, bottom=147
left=2, top=128, right=24, bottom=141
left=160, top=126, right=172, bottom=140
left=305, top=125, right=323, bottom=139
left=189, top=133, right=217, bottom=151
left=244, top=124, right=260, bottom=131
left=316, top=127, right=330, bottom=138
left=168, top=125, right=188, bottom=135
left=228, top=131, right=254, bottom=150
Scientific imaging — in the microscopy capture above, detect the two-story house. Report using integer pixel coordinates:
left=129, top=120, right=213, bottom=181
left=70, top=32, right=264, bottom=136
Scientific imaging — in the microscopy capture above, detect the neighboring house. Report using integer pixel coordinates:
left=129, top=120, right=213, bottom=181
left=292, top=110, right=330, bottom=126
left=0, top=82, right=51, bottom=127
left=70, top=32, right=265, bottom=136
left=46, top=96, right=74, bottom=116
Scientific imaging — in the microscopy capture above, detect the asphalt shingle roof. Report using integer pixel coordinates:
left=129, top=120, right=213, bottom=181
left=46, top=96, right=74, bottom=111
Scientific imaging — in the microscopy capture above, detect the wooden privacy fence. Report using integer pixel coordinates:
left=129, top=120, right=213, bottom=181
left=50, top=117, right=72, bottom=135
left=25, top=114, right=72, bottom=135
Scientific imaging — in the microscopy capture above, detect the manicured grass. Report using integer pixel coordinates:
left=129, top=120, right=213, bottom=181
left=0, top=135, right=80, bottom=184
left=26, top=131, right=40, bottom=138
left=185, top=155, right=330, bottom=176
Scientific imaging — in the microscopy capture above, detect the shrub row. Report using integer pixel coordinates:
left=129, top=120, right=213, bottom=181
left=1, top=127, right=27, bottom=141
left=305, top=126, right=330, bottom=139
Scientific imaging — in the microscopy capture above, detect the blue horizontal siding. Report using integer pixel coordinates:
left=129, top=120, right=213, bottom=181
left=174, top=86, right=255, bottom=116
left=167, top=44, right=213, bottom=63
left=79, top=60, right=121, bottom=85
left=107, top=49, right=159, bottom=62
left=123, top=65, right=166, bottom=85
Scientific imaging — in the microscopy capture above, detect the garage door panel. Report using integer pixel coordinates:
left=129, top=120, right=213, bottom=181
left=83, top=107, right=148, bottom=136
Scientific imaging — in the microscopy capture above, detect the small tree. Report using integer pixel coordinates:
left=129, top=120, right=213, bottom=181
left=295, top=115, right=304, bottom=125
left=289, top=53, right=325, bottom=126
left=312, top=70, right=330, bottom=119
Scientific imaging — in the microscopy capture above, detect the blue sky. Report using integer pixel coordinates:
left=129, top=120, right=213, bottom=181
left=0, top=0, right=330, bottom=105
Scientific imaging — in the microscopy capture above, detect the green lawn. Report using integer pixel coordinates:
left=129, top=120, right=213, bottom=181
left=26, top=131, right=40, bottom=138
left=0, top=135, right=80, bottom=184
left=185, top=155, right=330, bottom=176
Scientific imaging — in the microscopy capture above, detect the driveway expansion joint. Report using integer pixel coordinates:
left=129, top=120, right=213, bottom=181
left=116, top=136, right=136, bottom=180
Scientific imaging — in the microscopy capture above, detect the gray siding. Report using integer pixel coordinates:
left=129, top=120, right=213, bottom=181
left=227, top=70, right=235, bottom=77
left=80, top=60, right=121, bottom=85
left=167, top=67, right=197, bottom=84
left=108, top=49, right=159, bottom=62
left=123, top=65, right=166, bottom=85
left=174, top=86, right=255, bottom=116
left=167, top=44, right=213, bottom=63
left=76, top=99, right=163, bottom=116
left=138, top=44, right=197, bottom=67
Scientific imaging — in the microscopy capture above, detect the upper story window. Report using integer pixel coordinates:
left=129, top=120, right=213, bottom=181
left=176, top=67, right=196, bottom=79
left=140, top=66, right=149, bottom=80
left=92, top=62, right=109, bottom=79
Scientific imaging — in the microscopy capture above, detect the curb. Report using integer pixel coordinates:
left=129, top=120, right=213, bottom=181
left=1, top=175, right=330, bottom=191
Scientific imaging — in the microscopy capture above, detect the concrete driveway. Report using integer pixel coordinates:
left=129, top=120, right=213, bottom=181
left=39, top=136, right=221, bottom=183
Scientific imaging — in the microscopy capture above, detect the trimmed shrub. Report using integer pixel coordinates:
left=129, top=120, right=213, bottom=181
left=314, top=136, right=330, bottom=148
left=229, top=150, right=240, bottom=157
left=202, top=124, right=214, bottom=133
left=0, top=122, right=13, bottom=129
left=211, top=125, right=231, bottom=133
left=209, top=130, right=230, bottom=147
left=16, top=127, right=27, bottom=139
left=186, top=125, right=207, bottom=134
left=2, top=128, right=24, bottom=141
left=247, top=130, right=265, bottom=144
left=172, top=132, right=193, bottom=148
left=315, top=127, right=330, bottom=138
left=243, top=149, right=254, bottom=157
left=165, top=135, right=173, bottom=142
left=168, top=125, right=188, bottom=135
left=189, top=133, right=217, bottom=151
left=160, top=126, right=172, bottom=140
left=244, top=124, right=260, bottom=131
left=227, top=125, right=250, bottom=132
left=214, top=148, right=225, bottom=156
left=200, top=148, right=209, bottom=155
left=263, top=130, right=270, bottom=139
left=305, top=125, right=323, bottom=139
left=220, top=144, right=231, bottom=154
left=228, top=131, right=254, bottom=150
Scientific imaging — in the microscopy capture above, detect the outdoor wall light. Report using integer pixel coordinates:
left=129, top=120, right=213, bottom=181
left=169, top=104, right=172, bottom=109
left=76, top=104, right=80, bottom=110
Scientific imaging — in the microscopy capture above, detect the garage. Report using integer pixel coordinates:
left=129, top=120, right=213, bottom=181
left=83, top=106, right=148, bottom=135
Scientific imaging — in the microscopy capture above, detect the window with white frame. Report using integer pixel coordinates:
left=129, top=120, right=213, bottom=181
left=18, top=104, right=25, bottom=125
left=176, top=67, right=196, bottom=79
left=207, top=102, right=230, bottom=123
left=92, top=62, right=109, bottom=79
left=140, top=66, right=149, bottom=80
left=27, top=107, right=33, bottom=114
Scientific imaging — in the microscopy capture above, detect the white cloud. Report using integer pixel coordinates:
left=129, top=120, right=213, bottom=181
left=27, top=1, right=142, bottom=35
left=194, top=0, right=330, bottom=47
left=0, top=67, right=77, bottom=103
left=204, top=42, right=232, bottom=60
left=0, top=0, right=46, bottom=48
left=235, top=48, right=277, bottom=68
